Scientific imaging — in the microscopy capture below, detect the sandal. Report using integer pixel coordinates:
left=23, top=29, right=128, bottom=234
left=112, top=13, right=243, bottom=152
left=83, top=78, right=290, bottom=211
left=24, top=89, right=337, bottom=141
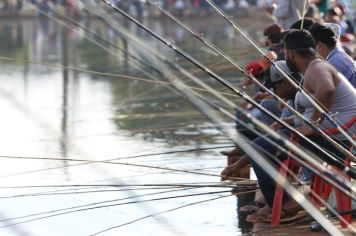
left=238, top=201, right=266, bottom=216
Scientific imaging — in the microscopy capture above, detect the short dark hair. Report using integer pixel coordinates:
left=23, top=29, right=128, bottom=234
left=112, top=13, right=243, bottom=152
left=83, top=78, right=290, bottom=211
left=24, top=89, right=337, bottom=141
left=284, top=29, right=316, bottom=57
left=308, top=23, right=337, bottom=49
left=290, top=18, right=315, bottom=30
left=264, top=24, right=283, bottom=44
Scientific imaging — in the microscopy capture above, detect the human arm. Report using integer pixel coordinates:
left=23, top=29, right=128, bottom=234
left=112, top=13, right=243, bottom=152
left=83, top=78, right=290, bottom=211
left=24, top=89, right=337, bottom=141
left=299, top=65, right=336, bottom=136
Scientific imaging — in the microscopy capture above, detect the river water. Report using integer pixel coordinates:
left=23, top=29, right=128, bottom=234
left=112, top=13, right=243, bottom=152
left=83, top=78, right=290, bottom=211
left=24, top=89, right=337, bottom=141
left=0, top=11, right=271, bottom=236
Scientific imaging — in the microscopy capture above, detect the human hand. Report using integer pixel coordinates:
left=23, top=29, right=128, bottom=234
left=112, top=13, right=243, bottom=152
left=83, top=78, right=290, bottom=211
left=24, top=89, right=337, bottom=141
left=296, top=126, right=315, bottom=137
left=221, top=165, right=235, bottom=181
left=253, top=92, right=268, bottom=102
left=271, top=121, right=282, bottom=131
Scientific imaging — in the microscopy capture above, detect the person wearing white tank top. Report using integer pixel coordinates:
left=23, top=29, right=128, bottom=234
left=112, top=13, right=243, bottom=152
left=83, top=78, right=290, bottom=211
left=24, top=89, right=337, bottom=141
left=284, top=30, right=356, bottom=139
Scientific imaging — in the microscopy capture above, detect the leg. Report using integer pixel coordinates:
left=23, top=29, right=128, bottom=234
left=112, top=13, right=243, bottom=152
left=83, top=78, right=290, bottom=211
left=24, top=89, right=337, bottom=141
left=248, top=129, right=291, bottom=206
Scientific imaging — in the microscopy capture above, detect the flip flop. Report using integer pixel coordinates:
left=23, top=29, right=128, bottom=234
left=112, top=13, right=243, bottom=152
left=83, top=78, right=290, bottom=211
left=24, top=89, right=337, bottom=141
left=246, top=209, right=308, bottom=223
left=238, top=201, right=266, bottom=215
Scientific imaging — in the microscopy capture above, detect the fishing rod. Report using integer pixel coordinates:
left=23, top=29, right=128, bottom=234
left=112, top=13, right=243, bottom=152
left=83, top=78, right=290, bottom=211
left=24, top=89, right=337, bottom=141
left=33, top=4, right=350, bottom=231
left=0, top=187, right=203, bottom=199
left=145, top=0, right=355, bottom=163
left=0, top=187, right=196, bottom=223
left=152, top=64, right=347, bottom=235
left=204, top=0, right=356, bottom=146
left=0, top=190, right=232, bottom=230
left=0, top=155, right=233, bottom=178
left=2, top=184, right=258, bottom=198
left=0, top=186, right=259, bottom=225
left=0, top=151, right=255, bottom=182
left=0, top=183, right=252, bottom=189
left=0, top=154, right=226, bottom=180
left=90, top=194, right=232, bottom=236
left=97, top=1, right=356, bottom=214
left=99, top=0, right=355, bottom=174
left=300, top=0, right=309, bottom=29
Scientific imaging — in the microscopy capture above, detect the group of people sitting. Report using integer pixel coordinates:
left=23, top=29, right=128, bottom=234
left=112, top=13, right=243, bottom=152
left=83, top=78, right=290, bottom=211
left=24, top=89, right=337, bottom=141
left=220, top=15, right=356, bottom=223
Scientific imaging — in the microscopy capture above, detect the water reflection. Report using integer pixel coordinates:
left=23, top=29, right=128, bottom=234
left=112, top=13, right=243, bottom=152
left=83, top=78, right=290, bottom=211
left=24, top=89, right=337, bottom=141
left=0, top=14, right=269, bottom=235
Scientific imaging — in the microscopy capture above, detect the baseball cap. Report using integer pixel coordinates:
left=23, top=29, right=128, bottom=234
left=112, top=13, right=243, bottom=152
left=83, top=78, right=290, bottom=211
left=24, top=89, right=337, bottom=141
left=245, top=61, right=266, bottom=77
left=263, top=61, right=292, bottom=88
